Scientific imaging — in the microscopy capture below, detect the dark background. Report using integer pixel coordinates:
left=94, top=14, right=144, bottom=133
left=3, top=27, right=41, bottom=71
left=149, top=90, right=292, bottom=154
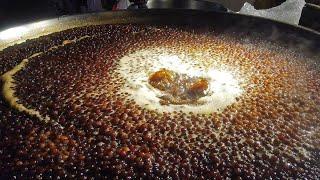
left=0, top=0, right=227, bottom=30
left=0, top=0, right=319, bottom=32
left=0, top=0, right=56, bottom=30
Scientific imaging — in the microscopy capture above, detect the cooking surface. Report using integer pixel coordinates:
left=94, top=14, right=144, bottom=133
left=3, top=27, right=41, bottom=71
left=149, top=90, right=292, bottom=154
left=0, top=10, right=319, bottom=178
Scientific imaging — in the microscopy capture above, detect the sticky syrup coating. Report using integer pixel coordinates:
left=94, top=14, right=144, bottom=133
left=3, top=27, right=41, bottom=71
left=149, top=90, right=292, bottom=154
left=0, top=24, right=319, bottom=179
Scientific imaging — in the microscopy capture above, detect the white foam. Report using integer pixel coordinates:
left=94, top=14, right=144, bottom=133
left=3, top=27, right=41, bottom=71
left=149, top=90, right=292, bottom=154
left=117, top=48, right=243, bottom=114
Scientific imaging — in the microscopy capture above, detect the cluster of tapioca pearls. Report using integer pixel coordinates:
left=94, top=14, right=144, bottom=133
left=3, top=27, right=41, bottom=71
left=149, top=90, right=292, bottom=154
left=1, top=24, right=320, bottom=178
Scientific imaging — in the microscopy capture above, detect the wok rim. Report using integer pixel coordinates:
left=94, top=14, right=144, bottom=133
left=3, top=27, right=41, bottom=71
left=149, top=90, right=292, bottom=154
left=0, top=9, right=319, bottom=51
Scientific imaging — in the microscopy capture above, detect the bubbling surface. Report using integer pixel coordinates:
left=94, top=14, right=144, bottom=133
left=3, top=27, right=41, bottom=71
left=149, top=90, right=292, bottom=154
left=0, top=24, right=319, bottom=179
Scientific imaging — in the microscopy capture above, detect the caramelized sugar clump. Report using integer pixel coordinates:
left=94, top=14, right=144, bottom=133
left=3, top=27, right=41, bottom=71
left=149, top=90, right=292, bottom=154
left=148, top=68, right=174, bottom=91
left=149, top=68, right=209, bottom=105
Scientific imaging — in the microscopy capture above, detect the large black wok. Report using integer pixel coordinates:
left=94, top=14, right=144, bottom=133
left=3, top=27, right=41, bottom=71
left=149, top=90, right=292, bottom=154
left=0, top=9, right=319, bottom=179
